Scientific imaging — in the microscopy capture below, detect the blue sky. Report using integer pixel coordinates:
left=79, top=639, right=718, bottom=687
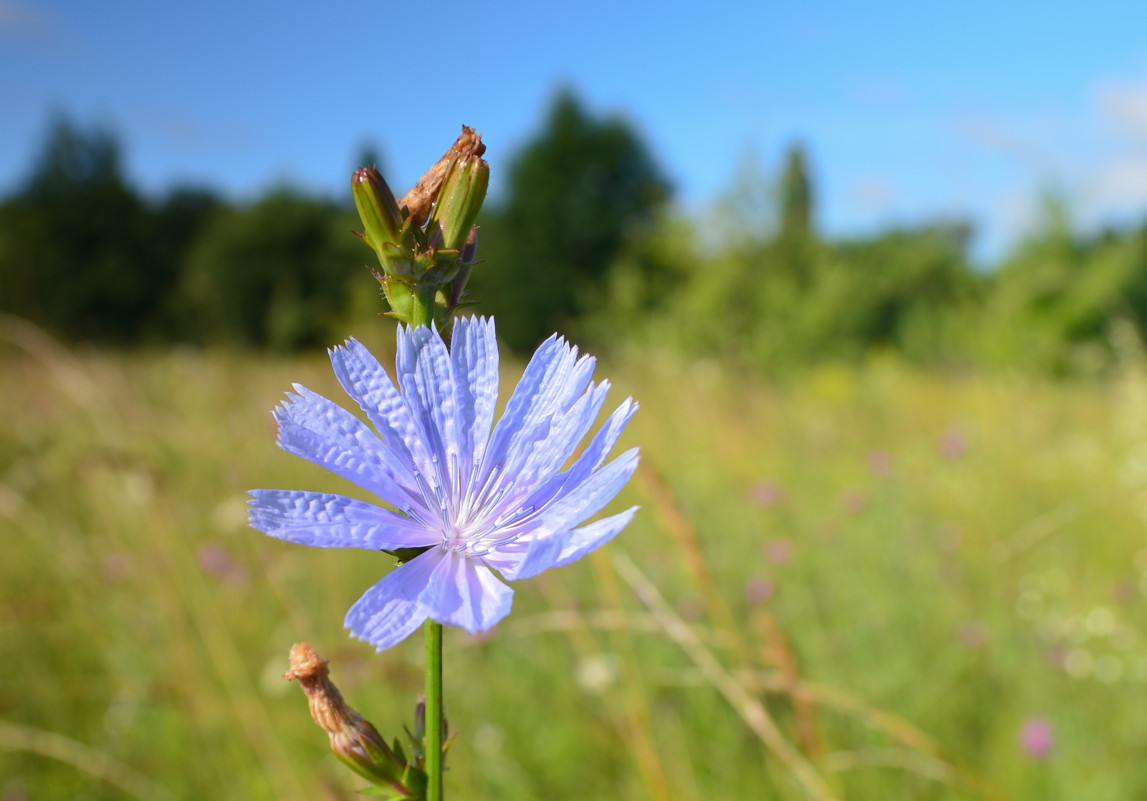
left=3, top=0, right=1147, bottom=261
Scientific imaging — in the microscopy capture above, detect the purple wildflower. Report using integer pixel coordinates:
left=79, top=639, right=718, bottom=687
left=840, top=488, right=866, bottom=514
left=249, top=317, right=639, bottom=651
left=1020, top=717, right=1055, bottom=759
left=956, top=621, right=988, bottom=649
left=744, top=576, right=774, bottom=605
left=938, top=426, right=968, bottom=460
left=749, top=480, right=783, bottom=507
left=763, top=537, right=793, bottom=565
left=197, top=543, right=246, bottom=588
left=867, top=448, right=893, bottom=477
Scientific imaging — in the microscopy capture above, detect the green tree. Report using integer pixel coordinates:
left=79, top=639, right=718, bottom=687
left=770, top=143, right=817, bottom=293
left=0, top=116, right=162, bottom=342
left=470, top=90, right=672, bottom=350
left=624, top=143, right=982, bottom=371
left=181, top=189, right=365, bottom=350
left=147, top=186, right=224, bottom=338
left=779, top=143, right=813, bottom=242
left=1116, top=222, right=1147, bottom=337
left=981, top=197, right=1147, bottom=372
left=820, top=221, right=978, bottom=362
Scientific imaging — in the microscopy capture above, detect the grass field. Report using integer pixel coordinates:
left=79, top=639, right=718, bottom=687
left=3, top=315, right=1147, bottom=800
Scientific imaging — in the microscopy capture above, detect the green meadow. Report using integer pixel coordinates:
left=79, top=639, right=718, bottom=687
left=3, top=315, right=1147, bottom=800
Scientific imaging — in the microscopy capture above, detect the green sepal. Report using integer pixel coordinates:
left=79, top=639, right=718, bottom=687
left=392, top=738, right=408, bottom=765
left=377, top=278, right=414, bottom=323
left=382, top=546, right=432, bottom=564
left=404, top=723, right=424, bottom=764
left=378, top=241, right=417, bottom=278
left=401, top=764, right=428, bottom=799
left=332, top=746, right=402, bottom=788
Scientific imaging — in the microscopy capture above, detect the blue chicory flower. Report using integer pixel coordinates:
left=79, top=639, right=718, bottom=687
left=249, top=316, right=639, bottom=650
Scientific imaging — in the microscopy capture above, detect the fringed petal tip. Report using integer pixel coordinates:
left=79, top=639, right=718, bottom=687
left=510, top=505, right=640, bottom=581
left=245, top=490, right=265, bottom=529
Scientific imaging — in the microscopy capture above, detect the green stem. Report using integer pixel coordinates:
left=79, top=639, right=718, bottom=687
left=424, top=620, right=444, bottom=801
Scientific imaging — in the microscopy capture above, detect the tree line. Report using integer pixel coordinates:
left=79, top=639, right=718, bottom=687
left=3, top=92, right=1147, bottom=373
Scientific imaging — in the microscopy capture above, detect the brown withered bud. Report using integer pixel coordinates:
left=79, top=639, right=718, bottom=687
left=398, top=125, right=487, bottom=228
left=283, top=642, right=402, bottom=785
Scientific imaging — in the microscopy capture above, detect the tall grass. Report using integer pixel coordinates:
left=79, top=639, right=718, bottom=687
left=3, top=317, right=1146, bottom=800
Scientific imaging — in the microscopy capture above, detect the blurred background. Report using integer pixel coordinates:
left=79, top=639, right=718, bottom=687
left=4, top=1, right=1147, bottom=799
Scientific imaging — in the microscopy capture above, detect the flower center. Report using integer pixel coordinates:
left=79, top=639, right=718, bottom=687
left=442, top=501, right=537, bottom=557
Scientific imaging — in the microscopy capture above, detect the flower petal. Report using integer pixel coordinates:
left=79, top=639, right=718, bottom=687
left=418, top=550, right=514, bottom=634
left=479, top=335, right=595, bottom=489
left=509, top=447, right=640, bottom=542
left=396, top=325, right=461, bottom=495
left=274, top=386, right=428, bottom=516
left=520, top=397, right=639, bottom=514
left=504, top=381, right=611, bottom=499
left=248, top=490, right=439, bottom=550
left=344, top=549, right=443, bottom=650
left=560, top=397, right=639, bottom=485
left=329, top=338, right=435, bottom=482
left=449, top=317, right=499, bottom=486
left=504, top=506, right=639, bottom=580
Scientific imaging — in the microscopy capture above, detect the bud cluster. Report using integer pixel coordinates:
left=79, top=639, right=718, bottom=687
left=352, top=127, right=489, bottom=329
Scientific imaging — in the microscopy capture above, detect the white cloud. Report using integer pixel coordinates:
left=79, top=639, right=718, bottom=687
left=1081, top=77, right=1147, bottom=226
left=954, top=114, right=1060, bottom=176
left=1090, top=158, right=1147, bottom=204
left=1076, top=156, right=1147, bottom=230
left=951, top=76, right=1147, bottom=255
left=1095, top=80, right=1147, bottom=140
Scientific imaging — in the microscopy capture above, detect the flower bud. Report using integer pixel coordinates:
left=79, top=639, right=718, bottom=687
left=284, top=643, right=412, bottom=792
left=398, top=125, right=486, bottom=229
left=352, top=167, right=405, bottom=258
left=350, top=128, right=489, bottom=328
left=426, top=155, right=489, bottom=253
left=412, top=696, right=426, bottom=761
